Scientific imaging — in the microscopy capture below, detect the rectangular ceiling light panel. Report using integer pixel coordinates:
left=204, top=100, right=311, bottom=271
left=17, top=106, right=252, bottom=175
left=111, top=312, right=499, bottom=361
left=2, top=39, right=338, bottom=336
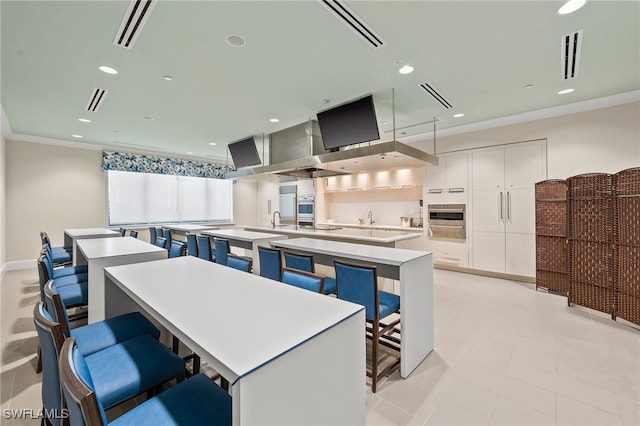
left=419, top=82, right=453, bottom=109
left=86, top=88, right=108, bottom=112
left=561, top=30, right=582, bottom=80
left=113, top=0, right=157, bottom=49
left=319, top=0, right=386, bottom=49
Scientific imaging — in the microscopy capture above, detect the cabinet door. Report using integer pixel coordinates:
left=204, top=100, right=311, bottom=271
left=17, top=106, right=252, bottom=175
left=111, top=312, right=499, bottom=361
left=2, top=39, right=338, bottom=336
left=506, top=233, right=536, bottom=277
left=445, top=154, right=468, bottom=191
left=505, top=187, right=536, bottom=234
left=472, top=149, right=504, bottom=191
left=472, top=231, right=505, bottom=273
left=505, top=143, right=544, bottom=189
left=425, top=163, right=446, bottom=193
left=472, top=189, right=505, bottom=233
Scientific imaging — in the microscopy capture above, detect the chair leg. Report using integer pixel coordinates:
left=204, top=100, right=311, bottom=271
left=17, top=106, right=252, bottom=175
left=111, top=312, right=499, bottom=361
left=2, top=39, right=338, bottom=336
left=371, top=322, right=379, bottom=393
left=36, top=345, right=42, bottom=373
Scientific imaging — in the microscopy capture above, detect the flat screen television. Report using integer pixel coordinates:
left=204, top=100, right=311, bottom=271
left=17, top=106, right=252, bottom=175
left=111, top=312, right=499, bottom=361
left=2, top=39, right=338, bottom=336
left=228, top=137, right=261, bottom=169
left=317, top=94, right=380, bottom=151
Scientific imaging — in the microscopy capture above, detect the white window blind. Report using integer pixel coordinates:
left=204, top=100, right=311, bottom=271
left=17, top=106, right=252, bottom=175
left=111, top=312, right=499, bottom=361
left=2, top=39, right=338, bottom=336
left=107, top=170, right=233, bottom=225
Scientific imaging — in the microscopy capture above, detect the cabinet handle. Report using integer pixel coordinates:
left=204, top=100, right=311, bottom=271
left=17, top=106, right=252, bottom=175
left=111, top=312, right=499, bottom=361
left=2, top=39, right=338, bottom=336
left=448, top=188, right=465, bottom=193
left=428, top=188, right=443, bottom=194
left=499, top=191, right=504, bottom=220
left=507, top=191, right=511, bottom=221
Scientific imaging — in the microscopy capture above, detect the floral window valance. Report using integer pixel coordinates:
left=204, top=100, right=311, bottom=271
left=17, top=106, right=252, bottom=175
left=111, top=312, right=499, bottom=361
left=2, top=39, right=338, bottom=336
left=101, top=151, right=233, bottom=178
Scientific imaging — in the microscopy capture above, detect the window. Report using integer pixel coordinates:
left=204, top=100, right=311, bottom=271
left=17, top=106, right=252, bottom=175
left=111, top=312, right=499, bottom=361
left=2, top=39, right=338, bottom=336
left=107, top=170, right=233, bottom=225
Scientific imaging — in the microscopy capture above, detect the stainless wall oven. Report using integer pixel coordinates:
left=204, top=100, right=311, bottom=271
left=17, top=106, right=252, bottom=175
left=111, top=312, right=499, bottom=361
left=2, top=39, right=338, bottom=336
left=428, top=204, right=466, bottom=240
left=297, top=194, right=315, bottom=228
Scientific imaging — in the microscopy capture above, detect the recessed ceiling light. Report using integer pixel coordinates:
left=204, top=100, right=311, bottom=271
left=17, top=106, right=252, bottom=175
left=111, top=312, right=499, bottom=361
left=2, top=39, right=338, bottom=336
left=78, top=118, right=91, bottom=123
left=270, top=118, right=279, bottom=123
left=99, top=65, right=118, bottom=75
left=524, top=84, right=534, bottom=89
left=399, top=65, right=414, bottom=74
left=163, top=75, right=173, bottom=81
left=209, top=142, right=217, bottom=146
left=558, top=88, right=575, bottom=94
left=453, top=113, right=464, bottom=118
left=382, top=121, right=388, bottom=125
left=322, top=98, right=330, bottom=105
left=225, top=34, right=246, bottom=47
left=141, top=116, right=154, bottom=121
left=558, top=0, right=586, bottom=15
left=186, top=152, right=193, bottom=155
left=72, top=134, right=82, bottom=138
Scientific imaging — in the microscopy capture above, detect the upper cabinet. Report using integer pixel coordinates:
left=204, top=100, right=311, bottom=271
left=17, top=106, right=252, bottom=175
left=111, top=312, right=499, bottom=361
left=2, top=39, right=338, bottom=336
left=425, top=153, right=468, bottom=194
left=325, top=168, right=423, bottom=192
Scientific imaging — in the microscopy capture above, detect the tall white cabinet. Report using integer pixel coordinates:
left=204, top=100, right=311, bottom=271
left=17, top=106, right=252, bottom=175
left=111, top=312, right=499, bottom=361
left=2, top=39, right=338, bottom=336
left=471, top=140, right=546, bottom=277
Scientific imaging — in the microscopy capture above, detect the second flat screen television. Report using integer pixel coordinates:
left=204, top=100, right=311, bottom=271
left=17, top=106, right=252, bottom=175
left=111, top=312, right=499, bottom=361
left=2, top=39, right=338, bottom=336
left=317, top=94, right=380, bottom=151
left=228, top=137, right=261, bottom=169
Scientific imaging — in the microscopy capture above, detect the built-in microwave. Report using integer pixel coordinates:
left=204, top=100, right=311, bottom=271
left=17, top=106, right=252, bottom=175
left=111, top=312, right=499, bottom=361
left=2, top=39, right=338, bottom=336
left=297, top=195, right=315, bottom=227
left=427, top=204, right=466, bottom=240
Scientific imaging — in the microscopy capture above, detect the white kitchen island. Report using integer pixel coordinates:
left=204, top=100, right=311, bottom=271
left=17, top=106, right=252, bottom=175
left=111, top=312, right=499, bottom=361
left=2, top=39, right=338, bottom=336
left=244, top=225, right=422, bottom=249
left=271, top=237, right=434, bottom=378
left=76, top=237, right=167, bottom=322
left=103, top=256, right=365, bottom=426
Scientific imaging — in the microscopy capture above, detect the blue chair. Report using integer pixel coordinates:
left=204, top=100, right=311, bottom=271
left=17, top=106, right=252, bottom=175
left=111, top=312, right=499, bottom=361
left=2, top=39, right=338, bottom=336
left=214, top=238, right=230, bottom=265
left=149, top=226, right=157, bottom=245
left=186, top=233, right=199, bottom=257
left=258, top=246, right=281, bottom=281
left=37, top=256, right=88, bottom=308
left=118, top=227, right=126, bottom=236
left=60, top=337, right=232, bottom=426
left=41, top=232, right=72, bottom=266
left=281, top=267, right=324, bottom=293
left=34, top=303, right=186, bottom=426
left=283, top=250, right=337, bottom=295
left=155, top=226, right=164, bottom=244
left=154, top=236, right=167, bottom=248
left=162, top=228, right=172, bottom=248
left=197, top=235, right=212, bottom=261
left=334, top=260, right=401, bottom=393
left=42, top=247, right=88, bottom=277
left=129, top=230, right=138, bottom=238
left=44, top=280, right=160, bottom=357
left=169, top=240, right=187, bottom=258
left=226, top=253, right=252, bottom=272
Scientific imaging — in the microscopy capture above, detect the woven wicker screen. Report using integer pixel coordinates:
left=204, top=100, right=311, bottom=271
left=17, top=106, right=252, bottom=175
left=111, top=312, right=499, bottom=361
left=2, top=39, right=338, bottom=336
left=567, top=173, right=615, bottom=318
left=614, top=167, right=640, bottom=325
left=535, top=180, right=568, bottom=295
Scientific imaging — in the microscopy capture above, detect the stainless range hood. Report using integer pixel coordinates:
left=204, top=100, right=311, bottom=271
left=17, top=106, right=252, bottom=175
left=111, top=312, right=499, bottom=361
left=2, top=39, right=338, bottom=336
left=225, top=120, right=438, bottom=180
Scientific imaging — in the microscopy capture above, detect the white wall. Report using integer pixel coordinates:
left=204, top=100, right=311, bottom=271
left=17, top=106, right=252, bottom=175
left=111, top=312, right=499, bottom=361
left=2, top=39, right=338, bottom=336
left=413, top=101, right=640, bottom=179
left=4, top=138, right=258, bottom=265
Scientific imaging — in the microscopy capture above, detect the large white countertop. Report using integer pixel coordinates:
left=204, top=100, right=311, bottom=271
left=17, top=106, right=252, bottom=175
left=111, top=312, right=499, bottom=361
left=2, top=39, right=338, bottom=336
left=316, top=222, right=424, bottom=232
left=244, top=224, right=421, bottom=244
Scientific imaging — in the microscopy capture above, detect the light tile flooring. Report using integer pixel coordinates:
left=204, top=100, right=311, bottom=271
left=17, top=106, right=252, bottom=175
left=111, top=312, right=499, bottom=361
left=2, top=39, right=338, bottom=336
left=1, top=267, right=639, bottom=425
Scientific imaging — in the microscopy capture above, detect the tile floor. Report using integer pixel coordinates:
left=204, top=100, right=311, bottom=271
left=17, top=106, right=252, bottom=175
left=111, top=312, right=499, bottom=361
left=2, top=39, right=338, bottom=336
left=1, top=267, right=639, bottom=425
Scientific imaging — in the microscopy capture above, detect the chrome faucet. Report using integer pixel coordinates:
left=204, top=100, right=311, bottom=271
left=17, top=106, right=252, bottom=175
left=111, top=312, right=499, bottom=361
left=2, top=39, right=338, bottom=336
left=367, top=210, right=375, bottom=225
left=271, top=210, right=281, bottom=228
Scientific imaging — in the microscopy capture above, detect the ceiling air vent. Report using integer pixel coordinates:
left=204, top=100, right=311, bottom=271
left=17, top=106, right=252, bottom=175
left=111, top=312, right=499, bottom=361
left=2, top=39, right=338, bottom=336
left=319, top=0, right=386, bottom=49
left=85, top=88, right=108, bottom=112
left=113, top=0, right=157, bottom=49
left=419, top=83, right=453, bottom=109
left=561, top=30, right=582, bottom=80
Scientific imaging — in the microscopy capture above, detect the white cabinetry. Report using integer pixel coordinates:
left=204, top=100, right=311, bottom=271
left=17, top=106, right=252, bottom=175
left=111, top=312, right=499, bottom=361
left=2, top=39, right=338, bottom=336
left=471, top=141, right=545, bottom=277
left=426, top=154, right=468, bottom=194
